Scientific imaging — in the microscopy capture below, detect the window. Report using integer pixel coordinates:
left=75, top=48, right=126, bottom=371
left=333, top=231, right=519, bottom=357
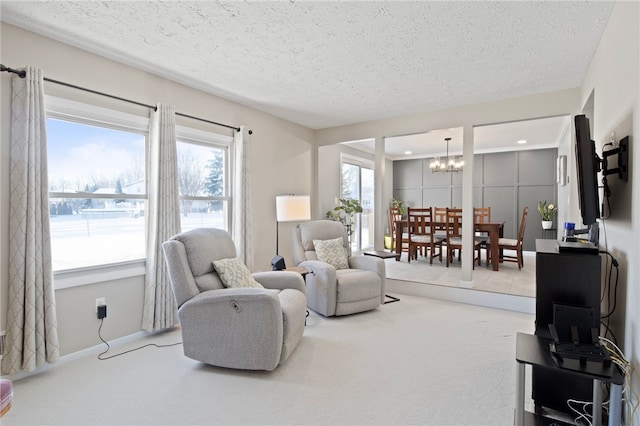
left=45, top=98, right=233, bottom=274
left=176, top=128, right=231, bottom=232
left=341, top=155, right=375, bottom=252
left=46, top=105, right=148, bottom=271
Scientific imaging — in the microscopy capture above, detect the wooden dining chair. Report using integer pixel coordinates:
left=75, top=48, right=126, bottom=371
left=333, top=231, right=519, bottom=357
left=388, top=207, right=409, bottom=256
left=473, top=206, right=491, bottom=263
left=407, top=207, right=443, bottom=264
left=445, top=208, right=481, bottom=268
left=433, top=207, right=448, bottom=240
left=491, top=206, right=528, bottom=269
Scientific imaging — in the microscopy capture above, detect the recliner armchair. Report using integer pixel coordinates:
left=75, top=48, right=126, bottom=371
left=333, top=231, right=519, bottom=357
left=292, top=220, right=385, bottom=316
left=162, top=228, right=307, bottom=371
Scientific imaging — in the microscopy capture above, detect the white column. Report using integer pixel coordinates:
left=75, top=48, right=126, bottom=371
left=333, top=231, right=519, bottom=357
left=460, top=124, right=474, bottom=286
left=375, top=136, right=386, bottom=251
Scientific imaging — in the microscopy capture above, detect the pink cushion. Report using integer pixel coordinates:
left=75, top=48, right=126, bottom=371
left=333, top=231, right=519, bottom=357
left=0, top=379, right=13, bottom=415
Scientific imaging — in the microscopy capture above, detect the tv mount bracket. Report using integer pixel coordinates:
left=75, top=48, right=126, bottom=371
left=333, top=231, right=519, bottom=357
left=601, top=136, right=629, bottom=182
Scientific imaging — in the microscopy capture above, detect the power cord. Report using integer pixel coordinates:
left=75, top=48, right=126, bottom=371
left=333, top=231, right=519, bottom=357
left=598, top=247, right=620, bottom=345
left=97, top=318, right=182, bottom=360
left=599, top=336, right=639, bottom=425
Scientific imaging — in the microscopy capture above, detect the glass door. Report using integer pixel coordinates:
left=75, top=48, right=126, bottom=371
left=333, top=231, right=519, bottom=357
left=341, top=157, right=374, bottom=252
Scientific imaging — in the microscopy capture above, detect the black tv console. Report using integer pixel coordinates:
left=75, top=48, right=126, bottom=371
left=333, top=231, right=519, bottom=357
left=534, top=239, right=602, bottom=415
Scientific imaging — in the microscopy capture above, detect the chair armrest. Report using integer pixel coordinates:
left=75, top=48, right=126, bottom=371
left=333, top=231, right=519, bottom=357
left=349, top=255, right=384, bottom=278
left=349, top=255, right=386, bottom=304
left=252, top=271, right=306, bottom=294
left=298, top=260, right=338, bottom=316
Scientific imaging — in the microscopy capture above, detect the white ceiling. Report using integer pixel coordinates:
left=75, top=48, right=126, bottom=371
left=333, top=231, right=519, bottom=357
left=1, top=1, right=613, bottom=134
left=345, top=114, right=572, bottom=160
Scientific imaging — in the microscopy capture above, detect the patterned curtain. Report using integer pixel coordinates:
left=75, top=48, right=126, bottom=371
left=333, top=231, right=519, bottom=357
left=142, top=103, right=181, bottom=331
left=232, top=126, right=254, bottom=270
left=2, top=66, right=60, bottom=374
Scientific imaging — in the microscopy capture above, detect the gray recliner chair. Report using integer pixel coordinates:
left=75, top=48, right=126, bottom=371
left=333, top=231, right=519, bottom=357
left=292, top=220, right=385, bottom=316
left=162, top=228, right=307, bottom=371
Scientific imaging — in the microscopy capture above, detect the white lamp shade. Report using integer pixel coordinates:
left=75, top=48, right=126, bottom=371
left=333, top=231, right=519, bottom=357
left=276, top=195, right=311, bottom=222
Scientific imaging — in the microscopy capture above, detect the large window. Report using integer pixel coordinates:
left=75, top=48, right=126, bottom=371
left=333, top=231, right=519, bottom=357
left=341, top=155, right=374, bottom=252
left=47, top=110, right=148, bottom=271
left=46, top=99, right=233, bottom=273
left=176, top=128, right=231, bottom=233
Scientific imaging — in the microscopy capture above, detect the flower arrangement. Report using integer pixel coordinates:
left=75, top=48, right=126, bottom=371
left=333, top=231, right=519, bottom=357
left=537, top=201, right=557, bottom=221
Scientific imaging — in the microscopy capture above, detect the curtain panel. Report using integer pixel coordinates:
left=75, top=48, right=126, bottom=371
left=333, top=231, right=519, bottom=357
left=142, top=103, right=181, bottom=331
left=232, top=126, right=254, bottom=270
left=2, top=66, right=60, bottom=374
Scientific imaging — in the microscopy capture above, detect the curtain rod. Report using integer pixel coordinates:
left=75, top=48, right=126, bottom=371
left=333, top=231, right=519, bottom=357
left=1, top=63, right=241, bottom=132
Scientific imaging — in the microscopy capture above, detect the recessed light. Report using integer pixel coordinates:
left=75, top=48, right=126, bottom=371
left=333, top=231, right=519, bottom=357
left=517, top=139, right=527, bottom=144
left=404, top=151, right=412, bottom=155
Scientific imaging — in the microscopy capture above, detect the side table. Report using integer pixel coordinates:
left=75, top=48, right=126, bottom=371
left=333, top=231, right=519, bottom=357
left=285, top=267, right=310, bottom=324
left=514, top=332, right=623, bottom=426
left=363, top=250, right=400, bottom=304
left=284, top=266, right=309, bottom=279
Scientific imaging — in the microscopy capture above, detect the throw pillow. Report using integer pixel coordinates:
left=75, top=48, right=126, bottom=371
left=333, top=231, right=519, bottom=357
left=313, top=237, right=349, bottom=270
left=212, top=258, right=263, bottom=289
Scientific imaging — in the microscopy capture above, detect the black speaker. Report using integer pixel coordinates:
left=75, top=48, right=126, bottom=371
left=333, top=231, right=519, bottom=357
left=271, top=255, right=286, bottom=271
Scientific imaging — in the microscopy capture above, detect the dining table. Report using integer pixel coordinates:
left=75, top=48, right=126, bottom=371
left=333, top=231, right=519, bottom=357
left=394, top=219, right=505, bottom=271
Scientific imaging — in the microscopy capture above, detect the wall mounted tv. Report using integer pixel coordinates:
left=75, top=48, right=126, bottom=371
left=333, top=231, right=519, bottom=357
left=573, top=115, right=601, bottom=228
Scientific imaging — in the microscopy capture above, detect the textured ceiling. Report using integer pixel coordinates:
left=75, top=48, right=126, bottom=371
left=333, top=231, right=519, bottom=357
left=1, top=1, right=613, bottom=130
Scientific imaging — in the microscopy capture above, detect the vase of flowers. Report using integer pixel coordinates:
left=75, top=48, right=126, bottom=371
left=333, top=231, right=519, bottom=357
left=538, top=201, right=557, bottom=229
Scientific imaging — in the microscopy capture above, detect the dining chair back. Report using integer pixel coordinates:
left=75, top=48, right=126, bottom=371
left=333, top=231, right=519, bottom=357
left=473, top=206, right=492, bottom=262
left=433, top=207, right=448, bottom=239
left=495, top=206, right=529, bottom=269
left=445, top=208, right=481, bottom=268
left=388, top=207, right=409, bottom=255
left=473, top=207, right=491, bottom=224
left=406, top=207, right=443, bottom=264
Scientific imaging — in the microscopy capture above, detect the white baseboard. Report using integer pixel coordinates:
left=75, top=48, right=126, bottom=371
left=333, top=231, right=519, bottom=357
left=4, top=330, right=150, bottom=382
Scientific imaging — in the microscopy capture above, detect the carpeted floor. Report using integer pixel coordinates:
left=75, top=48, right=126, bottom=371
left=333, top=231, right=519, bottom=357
left=4, top=292, right=536, bottom=425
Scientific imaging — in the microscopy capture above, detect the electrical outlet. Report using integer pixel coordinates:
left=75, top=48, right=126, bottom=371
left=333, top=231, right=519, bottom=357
left=96, top=297, right=106, bottom=311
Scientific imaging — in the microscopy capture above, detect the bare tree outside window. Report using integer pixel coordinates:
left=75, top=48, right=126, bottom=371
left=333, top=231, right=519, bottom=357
left=176, top=141, right=229, bottom=232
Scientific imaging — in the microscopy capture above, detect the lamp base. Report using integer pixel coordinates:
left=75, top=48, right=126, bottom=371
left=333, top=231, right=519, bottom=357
left=271, top=255, right=286, bottom=271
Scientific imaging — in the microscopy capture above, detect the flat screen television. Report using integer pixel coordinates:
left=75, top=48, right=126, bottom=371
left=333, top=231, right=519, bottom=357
left=573, top=115, right=601, bottom=238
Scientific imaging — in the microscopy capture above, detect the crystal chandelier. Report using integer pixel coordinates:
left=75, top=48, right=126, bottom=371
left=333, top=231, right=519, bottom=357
left=429, top=137, right=463, bottom=173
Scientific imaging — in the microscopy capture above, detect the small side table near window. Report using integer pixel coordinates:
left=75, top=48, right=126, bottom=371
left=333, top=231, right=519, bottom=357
left=284, top=266, right=309, bottom=280
left=285, top=266, right=310, bottom=323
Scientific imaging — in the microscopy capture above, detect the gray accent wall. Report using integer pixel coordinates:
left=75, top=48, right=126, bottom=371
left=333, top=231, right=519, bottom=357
left=393, top=148, right=558, bottom=251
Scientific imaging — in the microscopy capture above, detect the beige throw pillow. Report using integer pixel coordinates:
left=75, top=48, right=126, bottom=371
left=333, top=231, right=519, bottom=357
left=313, top=237, right=349, bottom=270
left=212, top=258, right=263, bottom=289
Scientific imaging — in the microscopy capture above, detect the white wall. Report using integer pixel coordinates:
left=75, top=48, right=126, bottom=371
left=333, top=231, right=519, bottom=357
left=0, top=23, right=314, bottom=355
left=581, top=2, right=639, bottom=423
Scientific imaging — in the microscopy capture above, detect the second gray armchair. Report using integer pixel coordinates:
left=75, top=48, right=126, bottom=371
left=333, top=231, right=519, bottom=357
left=292, top=220, right=385, bottom=317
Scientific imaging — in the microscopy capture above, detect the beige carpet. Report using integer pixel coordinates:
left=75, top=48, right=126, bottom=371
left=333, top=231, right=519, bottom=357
left=4, top=293, right=536, bottom=426
left=385, top=250, right=536, bottom=298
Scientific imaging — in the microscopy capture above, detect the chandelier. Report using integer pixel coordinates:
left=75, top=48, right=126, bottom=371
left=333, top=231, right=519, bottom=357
left=429, top=137, right=463, bottom=173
